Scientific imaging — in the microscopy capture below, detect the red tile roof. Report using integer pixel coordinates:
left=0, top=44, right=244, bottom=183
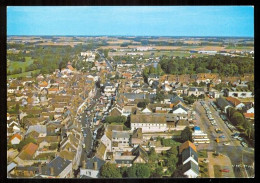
left=226, top=97, right=241, bottom=106
left=21, top=142, right=38, bottom=156
left=243, top=113, right=254, bottom=119
left=179, top=140, right=197, bottom=154
left=9, top=133, right=22, bottom=142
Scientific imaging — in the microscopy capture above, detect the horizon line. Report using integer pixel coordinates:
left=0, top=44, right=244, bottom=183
left=7, top=35, right=254, bottom=38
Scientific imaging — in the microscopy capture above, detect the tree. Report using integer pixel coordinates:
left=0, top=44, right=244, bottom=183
left=192, top=82, right=198, bottom=87
left=100, top=162, right=122, bottom=178
left=148, top=147, right=158, bottom=163
left=137, top=101, right=148, bottom=108
left=150, top=165, right=164, bottom=178
left=181, top=127, right=193, bottom=142
left=135, top=164, right=151, bottom=178
left=15, top=103, right=20, bottom=113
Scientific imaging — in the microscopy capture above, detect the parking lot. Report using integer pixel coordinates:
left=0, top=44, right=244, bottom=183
left=193, top=99, right=254, bottom=177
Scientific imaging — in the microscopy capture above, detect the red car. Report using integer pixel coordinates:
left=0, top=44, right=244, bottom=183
left=220, top=169, right=230, bottom=173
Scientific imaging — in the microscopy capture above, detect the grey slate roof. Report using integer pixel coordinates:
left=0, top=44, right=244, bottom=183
left=182, top=147, right=198, bottom=163
left=172, top=105, right=188, bottom=112
left=85, top=156, right=105, bottom=170
left=216, top=97, right=231, bottom=110
left=189, top=87, right=204, bottom=92
left=41, top=156, right=71, bottom=176
left=123, top=93, right=156, bottom=100
left=182, top=160, right=199, bottom=175
left=25, top=125, right=47, bottom=136
left=170, top=95, right=184, bottom=103
left=112, top=131, right=130, bottom=139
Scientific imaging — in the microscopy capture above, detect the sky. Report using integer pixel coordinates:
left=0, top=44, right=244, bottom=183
left=7, top=6, right=254, bottom=37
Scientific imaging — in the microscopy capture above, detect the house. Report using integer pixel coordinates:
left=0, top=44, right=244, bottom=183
left=101, top=130, right=112, bottom=152
left=130, top=128, right=143, bottom=147
left=80, top=157, right=105, bottom=178
left=141, top=107, right=152, bottom=114
left=182, top=147, right=198, bottom=165
left=130, top=114, right=167, bottom=133
left=131, top=145, right=149, bottom=163
left=112, top=131, right=131, bottom=151
left=9, top=133, right=22, bottom=145
left=114, top=155, right=136, bottom=168
left=39, top=156, right=73, bottom=178
left=224, top=88, right=253, bottom=98
left=96, top=142, right=107, bottom=160
left=243, top=113, right=254, bottom=120
left=103, top=82, right=116, bottom=97
left=172, top=105, right=188, bottom=115
left=226, top=97, right=245, bottom=109
left=182, top=160, right=199, bottom=178
left=179, top=140, right=197, bottom=155
left=14, top=143, right=38, bottom=166
left=188, top=87, right=205, bottom=97
left=216, top=97, right=232, bottom=113
left=25, top=125, right=47, bottom=138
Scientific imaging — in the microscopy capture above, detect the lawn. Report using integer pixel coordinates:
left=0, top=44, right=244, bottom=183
left=213, top=165, right=222, bottom=178
left=198, top=150, right=208, bottom=158
left=199, top=162, right=209, bottom=178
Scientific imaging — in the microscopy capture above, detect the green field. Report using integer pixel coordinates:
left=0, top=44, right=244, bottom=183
left=8, top=57, right=34, bottom=72
left=7, top=69, right=40, bottom=79
left=7, top=57, right=41, bottom=79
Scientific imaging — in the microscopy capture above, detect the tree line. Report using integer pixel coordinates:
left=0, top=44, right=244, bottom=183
left=159, top=54, right=254, bottom=76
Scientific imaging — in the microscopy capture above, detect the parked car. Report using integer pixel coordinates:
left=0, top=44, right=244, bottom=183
left=219, top=135, right=225, bottom=138
left=220, top=169, right=230, bottom=173
left=224, top=142, right=230, bottom=146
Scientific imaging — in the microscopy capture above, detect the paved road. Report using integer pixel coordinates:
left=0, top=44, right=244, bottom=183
left=97, top=52, right=113, bottom=71
left=193, top=100, right=254, bottom=177
left=80, top=88, right=101, bottom=165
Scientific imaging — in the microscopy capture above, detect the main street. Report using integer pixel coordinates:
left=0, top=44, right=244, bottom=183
left=79, top=88, right=101, bottom=167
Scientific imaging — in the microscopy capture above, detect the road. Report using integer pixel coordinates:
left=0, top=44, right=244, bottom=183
left=193, top=100, right=254, bottom=177
left=79, top=88, right=101, bottom=166
left=97, top=52, right=113, bottom=71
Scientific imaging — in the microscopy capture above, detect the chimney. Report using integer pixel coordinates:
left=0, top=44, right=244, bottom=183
left=93, top=162, right=98, bottom=170
left=50, top=167, right=54, bottom=176
left=38, top=164, right=42, bottom=174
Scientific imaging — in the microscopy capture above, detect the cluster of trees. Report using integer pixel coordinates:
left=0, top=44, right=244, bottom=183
left=7, top=53, right=26, bottom=62
left=7, top=68, right=23, bottom=75
left=226, top=108, right=254, bottom=139
left=180, top=127, right=193, bottom=142
left=159, top=54, right=254, bottom=76
left=143, top=64, right=164, bottom=81
left=24, top=63, right=41, bottom=72
left=137, top=100, right=149, bottom=108
left=182, top=94, right=205, bottom=104
left=100, top=163, right=151, bottom=178
left=104, top=116, right=127, bottom=124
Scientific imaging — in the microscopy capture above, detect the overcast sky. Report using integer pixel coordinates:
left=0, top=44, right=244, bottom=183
left=7, top=6, right=254, bottom=37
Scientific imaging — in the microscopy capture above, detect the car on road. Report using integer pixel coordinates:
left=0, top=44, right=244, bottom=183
left=220, top=169, right=230, bottom=173
left=224, top=142, right=230, bottom=146
left=84, top=134, right=87, bottom=137
left=241, top=141, right=248, bottom=147
left=219, top=135, right=225, bottom=138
